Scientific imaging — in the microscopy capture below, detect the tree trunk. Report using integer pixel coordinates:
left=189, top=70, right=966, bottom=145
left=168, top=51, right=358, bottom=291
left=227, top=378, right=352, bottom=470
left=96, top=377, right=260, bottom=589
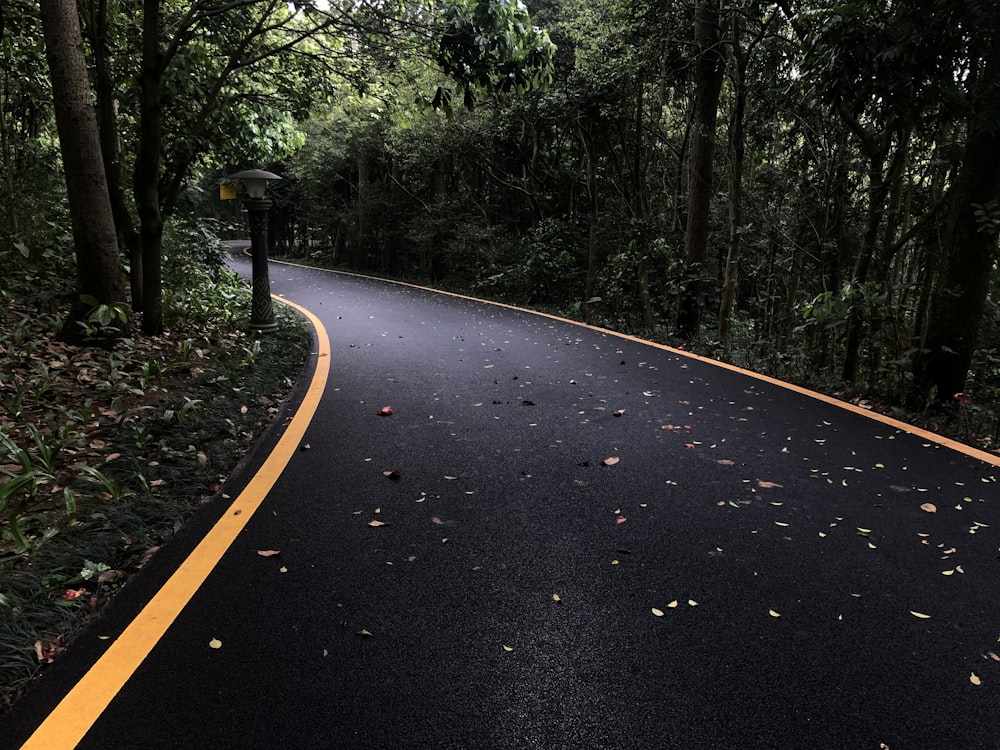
left=718, top=14, right=746, bottom=355
left=913, top=27, right=1000, bottom=402
left=135, top=0, right=164, bottom=334
left=579, top=125, right=600, bottom=321
left=84, top=0, right=143, bottom=311
left=677, top=0, right=725, bottom=340
left=38, top=0, right=125, bottom=342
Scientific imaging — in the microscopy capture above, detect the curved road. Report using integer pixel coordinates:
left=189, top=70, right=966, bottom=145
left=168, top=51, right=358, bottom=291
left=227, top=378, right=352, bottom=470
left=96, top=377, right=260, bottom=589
left=4, top=258, right=1000, bottom=749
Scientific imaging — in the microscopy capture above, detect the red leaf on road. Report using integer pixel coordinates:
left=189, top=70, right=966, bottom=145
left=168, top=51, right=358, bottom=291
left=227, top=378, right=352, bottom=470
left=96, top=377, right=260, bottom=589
left=376, top=406, right=393, bottom=416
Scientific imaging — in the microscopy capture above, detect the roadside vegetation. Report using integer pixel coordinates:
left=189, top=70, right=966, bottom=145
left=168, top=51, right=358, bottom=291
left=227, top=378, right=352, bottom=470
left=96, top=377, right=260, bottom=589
left=0, top=218, right=309, bottom=709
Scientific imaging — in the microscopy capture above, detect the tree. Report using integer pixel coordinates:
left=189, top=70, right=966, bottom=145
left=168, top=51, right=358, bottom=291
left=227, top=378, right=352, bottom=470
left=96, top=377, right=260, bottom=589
left=676, top=0, right=726, bottom=340
left=37, top=0, right=125, bottom=341
left=914, top=13, right=1000, bottom=401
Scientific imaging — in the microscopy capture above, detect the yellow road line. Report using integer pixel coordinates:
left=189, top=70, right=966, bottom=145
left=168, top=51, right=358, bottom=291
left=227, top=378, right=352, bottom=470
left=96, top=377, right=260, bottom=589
left=21, top=298, right=330, bottom=750
left=275, top=259, right=1000, bottom=469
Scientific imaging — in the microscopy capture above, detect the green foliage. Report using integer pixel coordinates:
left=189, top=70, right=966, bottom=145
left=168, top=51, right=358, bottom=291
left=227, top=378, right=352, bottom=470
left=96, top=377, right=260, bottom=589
left=160, top=214, right=250, bottom=329
left=434, top=0, right=556, bottom=112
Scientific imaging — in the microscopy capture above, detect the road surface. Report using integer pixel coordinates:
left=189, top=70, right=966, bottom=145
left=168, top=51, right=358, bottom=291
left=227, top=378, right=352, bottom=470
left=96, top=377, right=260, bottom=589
left=4, top=259, right=999, bottom=749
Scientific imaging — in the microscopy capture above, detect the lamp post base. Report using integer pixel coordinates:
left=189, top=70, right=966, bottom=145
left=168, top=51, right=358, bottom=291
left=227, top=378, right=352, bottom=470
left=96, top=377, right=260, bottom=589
left=250, top=319, right=279, bottom=333
left=245, top=198, right=277, bottom=332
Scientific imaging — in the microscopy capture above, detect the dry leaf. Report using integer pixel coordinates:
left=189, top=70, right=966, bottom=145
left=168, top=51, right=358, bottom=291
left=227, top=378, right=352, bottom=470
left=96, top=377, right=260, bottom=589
left=376, top=406, right=393, bottom=416
left=209, top=638, right=222, bottom=649
left=257, top=550, right=281, bottom=557
left=688, top=599, right=698, bottom=607
left=616, top=516, right=627, bottom=524
left=757, top=481, right=783, bottom=488
left=920, top=503, right=937, bottom=513
left=383, top=470, right=402, bottom=480
left=717, top=459, right=735, bottom=465
left=667, top=600, right=679, bottom=608
left=769, top=610, right=781, bottom=618
left=502, top=645, right=513, bottom=652
left=552, top=594, right=561, bottom=603
left=602, top=456, right=620, bottom=466
left=367, top=520, right=387, bottom=527
left=910, top=611, right=931, bottom=619
left=652, top=608, right=665, bottom=617
left=34, top=637, right=64, bottom=664
left=358, top=629, right=373, bottom=637
left=970, top=673, right=982, bottom=686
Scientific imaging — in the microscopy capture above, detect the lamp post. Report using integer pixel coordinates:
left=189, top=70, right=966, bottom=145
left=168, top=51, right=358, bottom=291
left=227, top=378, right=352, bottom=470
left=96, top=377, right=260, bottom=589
left=229, top=168, right=282, bottom=332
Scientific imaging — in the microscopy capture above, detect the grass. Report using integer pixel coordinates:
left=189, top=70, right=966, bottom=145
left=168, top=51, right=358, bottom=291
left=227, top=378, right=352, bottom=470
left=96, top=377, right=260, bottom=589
left=0, top=247, right=310, bottom=712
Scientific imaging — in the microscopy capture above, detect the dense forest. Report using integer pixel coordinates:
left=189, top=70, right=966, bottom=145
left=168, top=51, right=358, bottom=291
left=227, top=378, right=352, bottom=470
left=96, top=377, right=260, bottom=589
left=3, top=0, right=1000, bottom=432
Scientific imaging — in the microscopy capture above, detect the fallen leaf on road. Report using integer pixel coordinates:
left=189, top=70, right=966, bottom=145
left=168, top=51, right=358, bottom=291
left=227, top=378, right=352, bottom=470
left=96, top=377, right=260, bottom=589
left=757, top=481, right=783, bottom=488
left=616, top=516, right=627, bottom=524
left=257, top=550, right=280, bottom=557
left=383, top=470, right=402, bottom=481
left=613, top=409, right=625, bottom=417
left=209, top=638, right=222, bottom=649
left=970, top=673, right=982, bottom=686
left=717, top=459, right=735, bottom=465
left=376, top=406, right=393, bottom=416
left=358, top=629, right=373, bottom=637
left=502, top=645, right=513, bottom=652
left=602, top=456, right=620, bottom=466
left=431, top=517, right=443, bottom=525
left=910, top=611, right=931, bottom=619
left=368, top=520, right=387, bottom=527
left=667, top=600, right=678, bottom=608
left=652, top=608, right=665, bottom=617
left=552, top=594, right=561, bottom=603
left=920, top=503, right=937, bottom=513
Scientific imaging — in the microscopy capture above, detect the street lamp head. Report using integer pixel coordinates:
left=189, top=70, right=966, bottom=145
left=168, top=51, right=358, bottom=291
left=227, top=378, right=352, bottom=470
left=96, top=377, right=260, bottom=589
left=229, top=168, right=282, bottom=199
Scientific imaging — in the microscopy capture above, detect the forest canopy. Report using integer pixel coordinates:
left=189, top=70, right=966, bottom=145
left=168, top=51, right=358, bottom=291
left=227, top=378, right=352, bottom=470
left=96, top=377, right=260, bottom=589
left=2, top=0, right=999, bottom=429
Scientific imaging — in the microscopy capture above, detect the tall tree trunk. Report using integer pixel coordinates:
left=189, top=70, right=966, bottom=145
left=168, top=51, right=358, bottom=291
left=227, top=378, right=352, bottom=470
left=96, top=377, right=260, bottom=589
left=633, top=82, right=654, bottom=330
left=135, top=0, right=164, bottom=334
left=913, top=27, right=1000, bottom=402
left=718, top=14, right=746, bottom=355
left=84, top=0, right=143, bottom=311
left=38, top=0, right=125, bottom=342
left=579, top=125, right=600, bottom=321
left=357, top=152, right=370, bottom=269
left=677, top=0, right=725, bottom=340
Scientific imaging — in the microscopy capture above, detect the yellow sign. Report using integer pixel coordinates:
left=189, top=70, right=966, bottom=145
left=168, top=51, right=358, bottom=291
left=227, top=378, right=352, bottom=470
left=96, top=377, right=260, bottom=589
left=220, top=183, right=237, bottom=200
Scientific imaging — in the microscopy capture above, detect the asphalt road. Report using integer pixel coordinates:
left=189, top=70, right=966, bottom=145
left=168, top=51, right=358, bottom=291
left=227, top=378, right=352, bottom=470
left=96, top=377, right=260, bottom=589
left=4, top=258, right=1000, bottom=749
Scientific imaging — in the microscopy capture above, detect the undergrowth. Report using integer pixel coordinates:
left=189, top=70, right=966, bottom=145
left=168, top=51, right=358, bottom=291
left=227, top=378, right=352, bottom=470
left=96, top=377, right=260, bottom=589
left=0, top=221, right=309, bottom=711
